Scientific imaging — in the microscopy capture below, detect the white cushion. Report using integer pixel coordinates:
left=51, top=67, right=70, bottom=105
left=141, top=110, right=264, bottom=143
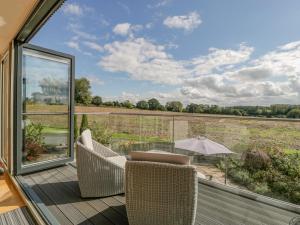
left=129, top=151, right=190, bottom=165
left=81, top=129, right=94, bottom=151
left=197, top=172, right=206, bottom=179
left=107, top=156, right=127, bottom=168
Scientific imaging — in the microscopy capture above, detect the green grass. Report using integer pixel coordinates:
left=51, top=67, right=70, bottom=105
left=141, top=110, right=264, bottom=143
left=283, top=148, right=299, bottom=155
left=42, top=127, right=68, bottom=134
left=112, top=132, right=169, bottom=142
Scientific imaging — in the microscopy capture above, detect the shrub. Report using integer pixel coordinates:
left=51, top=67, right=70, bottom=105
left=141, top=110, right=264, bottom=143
left=74, top=114, right=79, bottom=141
left=242, top=149, right=271, bottom=171
left=229, top=169, right=253, bottom=186
left=25, top=122, right=44, bottom=146
left=253, top=183, right=270, bottom=195
left=80, top=114, right=89, bottom=134
left=90, top=122, right=112, bottom=146
left=24, top=122, right=45, bottom=160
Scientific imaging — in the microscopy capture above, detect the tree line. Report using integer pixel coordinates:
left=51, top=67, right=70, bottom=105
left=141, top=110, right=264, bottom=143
left=75, top=78, right=300, bottom=118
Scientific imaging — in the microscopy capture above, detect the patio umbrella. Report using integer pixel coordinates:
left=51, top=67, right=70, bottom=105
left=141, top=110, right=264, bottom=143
left=174, top=136, right=233, bottom=155
left=175, top=136, right=233, bottom=184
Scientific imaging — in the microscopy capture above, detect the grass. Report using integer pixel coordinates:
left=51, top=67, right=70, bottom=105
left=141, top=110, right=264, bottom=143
left=26, top=103, right=300, bottom=154
left=42, top=127, right=68, bottom=134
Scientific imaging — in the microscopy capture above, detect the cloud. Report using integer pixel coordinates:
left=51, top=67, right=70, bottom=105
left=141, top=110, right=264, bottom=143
left=83, top=75, right=104, bottom=86
left=229, top=66, right=272, bottom=81
left=72, top=29, right=97, bottom=41
left=99, top=38, right=189, bottom=85
left=113, top=23, right=143, bottom=37
left=62, top=3, right=83, bottom=16
left=98, top=35, right=300, bottom=105
left=0, top=16, right=6, bottom=27
left=66, top=41, right=80, bottom=51
left=83, top=41, right=103, bottom=52
left=192, top=44, right=254, bottom=75
left=147, top=0, right=172, bottom=8
left=113, top=23, right=131, bottom=36
left=163, top=11, right=202, bottom=31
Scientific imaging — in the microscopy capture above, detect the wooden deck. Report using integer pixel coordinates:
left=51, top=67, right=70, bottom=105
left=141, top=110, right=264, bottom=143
left=19, top=164, right=299, bottom=225
left=0, top=207, right=36, bottom=225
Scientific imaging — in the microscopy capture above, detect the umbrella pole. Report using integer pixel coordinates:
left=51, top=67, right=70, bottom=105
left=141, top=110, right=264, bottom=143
left=224, top=155, right=227, bottom=185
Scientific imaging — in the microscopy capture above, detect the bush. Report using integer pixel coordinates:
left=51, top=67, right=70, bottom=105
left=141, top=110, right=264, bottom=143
left=80, top=114, right=89, bottom=134
left=242, top=149, right=271, bottom=171
left=229, top=169, right=253, bottom=186
left=24, top=122, right=45, bottom=160
left=25, top=122, right=44, bottom=146
left=253, top=183, right=270, bottom=195
left=74, top=114, right=79, bottom=141
left=90, top=122, right=112, bottom=146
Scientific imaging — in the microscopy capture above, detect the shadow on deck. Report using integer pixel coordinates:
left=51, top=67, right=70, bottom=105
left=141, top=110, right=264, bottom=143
left=18, top=164, right=298, bottom=225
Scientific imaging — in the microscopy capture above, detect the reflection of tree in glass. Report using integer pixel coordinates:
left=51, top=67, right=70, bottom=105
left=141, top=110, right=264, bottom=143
left=32, top=77, right=68, bottom=105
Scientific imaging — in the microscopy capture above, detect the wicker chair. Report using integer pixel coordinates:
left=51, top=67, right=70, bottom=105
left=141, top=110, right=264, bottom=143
left=76, top=131, right=125, bottom=198
left=125, top=152, right=198, bottom=225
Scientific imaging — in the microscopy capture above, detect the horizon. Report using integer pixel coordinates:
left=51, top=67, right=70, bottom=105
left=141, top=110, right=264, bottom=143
left=30, top=0, right=300, bottom=106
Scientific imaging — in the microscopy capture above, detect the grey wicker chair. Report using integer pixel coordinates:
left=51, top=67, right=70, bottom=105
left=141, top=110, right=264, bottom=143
left=76, top=138, right=125, bottom=198
left=125, top=160, right=198, bottom=225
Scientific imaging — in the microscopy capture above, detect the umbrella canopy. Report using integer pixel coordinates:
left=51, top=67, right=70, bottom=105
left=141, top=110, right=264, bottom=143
left=174, top=136, right=233, bottom=155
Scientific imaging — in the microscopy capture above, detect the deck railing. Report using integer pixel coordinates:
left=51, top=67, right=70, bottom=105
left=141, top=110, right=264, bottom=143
left=74, top=111, right=300, bottom=211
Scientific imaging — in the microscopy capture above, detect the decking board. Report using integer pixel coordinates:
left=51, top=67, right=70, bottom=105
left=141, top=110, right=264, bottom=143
left=0, top=207, right=36, bottom=225
left=20, top=164, right=299, bottom=225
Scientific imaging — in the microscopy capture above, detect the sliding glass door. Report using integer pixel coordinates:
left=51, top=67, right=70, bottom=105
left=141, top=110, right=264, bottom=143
left=15, top=44, right=74, bottom=174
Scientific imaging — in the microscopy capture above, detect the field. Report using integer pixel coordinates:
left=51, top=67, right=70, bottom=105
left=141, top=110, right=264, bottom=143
left=25, top=104, right=300, bottom=154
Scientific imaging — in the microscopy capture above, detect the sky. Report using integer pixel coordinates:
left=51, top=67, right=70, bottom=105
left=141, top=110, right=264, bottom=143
left=31, top=0, right=300, bottom=106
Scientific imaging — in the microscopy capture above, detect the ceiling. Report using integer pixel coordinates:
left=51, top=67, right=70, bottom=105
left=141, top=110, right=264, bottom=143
left=0, top=0, right=38, bottom=56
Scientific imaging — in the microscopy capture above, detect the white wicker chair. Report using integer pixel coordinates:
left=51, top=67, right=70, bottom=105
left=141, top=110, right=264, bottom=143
left=125, top=153, right=198, bottom=225
left=76, top=138, right=125, bottom=198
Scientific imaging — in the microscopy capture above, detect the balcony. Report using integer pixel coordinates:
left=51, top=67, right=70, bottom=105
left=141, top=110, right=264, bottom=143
left=17, top=112, right=300, bottom=225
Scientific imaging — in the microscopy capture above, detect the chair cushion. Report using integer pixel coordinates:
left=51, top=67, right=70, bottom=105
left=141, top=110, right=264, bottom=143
left=129, top=151, right=190, bottom=165
left=81, top=129, right=94, bottom=151
left=107, top=156, right=127, bottom=168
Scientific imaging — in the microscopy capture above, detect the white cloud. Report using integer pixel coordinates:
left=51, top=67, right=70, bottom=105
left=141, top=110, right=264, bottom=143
left=147, top=0, right=172, bottom=9
left=62, top=3, right=83, bottom=16
left=163, top=11, right=202, bottom=31
left=98, top=36, right=300, bottom=105
left=113, top=23, right=143, bottom=37
left=83, top=41, right=103, bottom=52
left=0, top=16, right=6, bottom=27
left=99, top=38, right=189, bottom=85
left=113, top=23, right=131, bottom=36
left=192, top=44, right=254, bottom=75
left=84, top=75, right=104, bottom=86
left=66, top=41, right=80, bottom=51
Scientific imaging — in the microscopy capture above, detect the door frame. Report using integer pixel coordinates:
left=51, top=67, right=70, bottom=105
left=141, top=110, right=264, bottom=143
left=14, top=42, right=75, bottom=175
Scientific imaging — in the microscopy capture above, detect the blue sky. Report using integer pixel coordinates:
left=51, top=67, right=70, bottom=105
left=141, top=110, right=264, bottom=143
left=31, top=0, right=300, bottom=106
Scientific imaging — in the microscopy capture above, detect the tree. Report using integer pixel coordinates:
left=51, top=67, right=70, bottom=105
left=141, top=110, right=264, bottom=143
left=148, top=98, right=160, bottom=110
left=91, top=96, right=102, bottom=106
left=103, top=101, right=114, bottom=106
left=122, top=100, right=134, bottom=109
left=136, top=100, right=149, bottom=110
left=165, top=101, right=183, bottom=112
left=75, top=78, right=92, bottom=105
left=80, top=114, right=89, bottom=134
left=186, top=103, right=203, bottom=113
left=287, top=109, right=300, bottom=118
